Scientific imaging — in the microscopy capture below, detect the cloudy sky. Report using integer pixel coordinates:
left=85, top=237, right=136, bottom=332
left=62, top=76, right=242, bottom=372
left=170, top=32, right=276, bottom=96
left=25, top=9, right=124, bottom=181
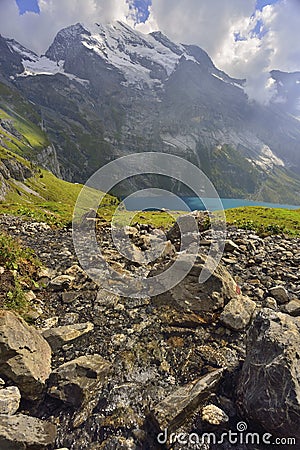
left=1, top=0, right=299, bottom=102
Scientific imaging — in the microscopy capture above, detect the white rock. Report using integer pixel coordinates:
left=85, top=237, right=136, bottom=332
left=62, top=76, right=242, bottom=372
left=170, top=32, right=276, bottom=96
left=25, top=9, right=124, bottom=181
left=0, top=386, right=21, bottom=415
left=220, top=296, right=256, bottom=331
left=202, top=404, right=229, bottom=425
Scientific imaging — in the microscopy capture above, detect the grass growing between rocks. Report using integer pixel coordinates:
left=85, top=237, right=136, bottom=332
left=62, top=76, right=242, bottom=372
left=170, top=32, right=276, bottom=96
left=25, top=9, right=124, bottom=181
left=225, top=206, right=300, bottom=236
left=109, top=209, right=183, bottom=229
left=0, top=233, right=40, bottom=313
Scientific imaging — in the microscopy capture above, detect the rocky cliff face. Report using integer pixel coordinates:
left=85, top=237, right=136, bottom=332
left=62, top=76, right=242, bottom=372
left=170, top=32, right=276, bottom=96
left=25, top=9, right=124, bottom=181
left=1, top=22, right=300, bottom=202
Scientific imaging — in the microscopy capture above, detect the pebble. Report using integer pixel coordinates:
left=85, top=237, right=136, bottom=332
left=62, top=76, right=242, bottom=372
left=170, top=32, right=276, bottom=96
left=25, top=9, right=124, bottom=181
left=202, top=404, right=229, bottom=425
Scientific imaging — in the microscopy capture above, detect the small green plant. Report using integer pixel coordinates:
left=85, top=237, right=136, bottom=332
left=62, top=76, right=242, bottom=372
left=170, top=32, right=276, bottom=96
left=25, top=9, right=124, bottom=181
left=5, top=283, right=27, bottom=310
left=0, top=232, right=38, bottom=274
left=0, top=232, right=41, bottom=313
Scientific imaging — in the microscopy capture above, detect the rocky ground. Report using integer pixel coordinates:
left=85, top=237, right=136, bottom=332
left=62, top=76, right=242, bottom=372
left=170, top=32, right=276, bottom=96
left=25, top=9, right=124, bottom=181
left=0, top=213, right=299, bottom=450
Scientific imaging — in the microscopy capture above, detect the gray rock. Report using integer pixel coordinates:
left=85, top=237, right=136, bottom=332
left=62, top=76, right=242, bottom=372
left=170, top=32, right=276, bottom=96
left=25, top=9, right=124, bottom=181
left=48, top=275, right=75, bottom=291
left=237, top=309, right=300, bottom=439
left=150, top=368, right=224, bottom=434
left=160, top=240, right=176, bottom=259
left=49, top=354, right=111, bottom=428
left=198, top=345, right=240, bottom=370
left=0, top=414, right=57, bottom=449
left=61, top=291, right=81, bottom=304
left=41, top=317, right=59, bottom=329
left=269, top=286, right=289, bottom=304
left=0, top=311, right=51, bottom=400
left=1, top=158, right=32, bottom=182
left=124, top=226, right=139, bottom=237
left=151, top=253, right=240, bottom=313
left=42, top=322, right=94, bottom=350
left=219, top=296, right=256, bottom=331
left=0, top=387, right=21, bottom=415
left=282, top=299, right=300, bottom=316
left=224, top=239, right=240, bottom=252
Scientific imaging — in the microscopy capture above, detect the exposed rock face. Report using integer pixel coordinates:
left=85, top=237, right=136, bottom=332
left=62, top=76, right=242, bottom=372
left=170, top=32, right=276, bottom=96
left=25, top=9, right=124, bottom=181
left=237, top=309, right=300, bottom=439
left=151, top=253, right=239, bottom=313
left=0, top=171, right=8, bottom=202
left=0, top=157, right=33, bottom=202
left=0, top=310, right=52, bottom=400
left=0, top=119, right=22, bottom=139
left=36, top=144, right=62, bottom=178
left=0, top=414, right=57, bottom=449
left=0, top=35, right=23, bottom=78
left=1, top=158, right=32, bottom=181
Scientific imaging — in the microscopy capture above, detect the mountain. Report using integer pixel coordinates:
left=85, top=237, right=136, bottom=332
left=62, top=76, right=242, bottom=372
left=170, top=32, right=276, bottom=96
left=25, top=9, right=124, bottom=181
left=1, top=23, right=300, bottom=203
left=270, top=70, right=300, bottom=119
left=0, top=80, right=116, bottom=227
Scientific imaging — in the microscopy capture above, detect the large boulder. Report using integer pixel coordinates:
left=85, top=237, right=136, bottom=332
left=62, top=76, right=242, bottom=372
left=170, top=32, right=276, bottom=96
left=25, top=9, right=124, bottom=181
left=237, top=309, right=300, bottom=439
left=150, top=253, right=240, bottom=313
left=0, top=310, right=52, bottom=400
left=0, top=414, right=57, bottom=449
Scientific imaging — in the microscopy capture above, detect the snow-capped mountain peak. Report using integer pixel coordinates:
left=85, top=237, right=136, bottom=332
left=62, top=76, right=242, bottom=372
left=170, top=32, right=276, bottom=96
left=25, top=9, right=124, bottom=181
left=82, top=21, right=183, bottom=86
left=5, top=21, right=244, bottom=91
left=43, top=21, right=241, bottom=89
left=6, top=38, right=38, bottom=62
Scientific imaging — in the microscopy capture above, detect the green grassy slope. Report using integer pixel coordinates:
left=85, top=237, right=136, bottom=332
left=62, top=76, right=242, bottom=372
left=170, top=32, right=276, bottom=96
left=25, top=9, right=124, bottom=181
left=0, top=82, right=50, bottom=157
left=0, top=81, right=117, bottom=226
left=225, top=206, right=300, bottom=236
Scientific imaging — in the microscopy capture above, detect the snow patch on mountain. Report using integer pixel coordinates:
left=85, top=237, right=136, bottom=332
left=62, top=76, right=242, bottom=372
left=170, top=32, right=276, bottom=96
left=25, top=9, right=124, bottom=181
left=79, top=21, right=184, bottom=87
left=254, top=145, right=284, bottom=170
left=19, top=56, right=89, bottom=85
left=7, top=39, right=38, bottom=62
left=212, top=73, right=243, bottom=90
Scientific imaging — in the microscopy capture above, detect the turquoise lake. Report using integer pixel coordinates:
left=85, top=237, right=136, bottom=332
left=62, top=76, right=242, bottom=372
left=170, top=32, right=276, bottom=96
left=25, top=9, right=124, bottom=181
left=123, top=197, right=300, bottom=212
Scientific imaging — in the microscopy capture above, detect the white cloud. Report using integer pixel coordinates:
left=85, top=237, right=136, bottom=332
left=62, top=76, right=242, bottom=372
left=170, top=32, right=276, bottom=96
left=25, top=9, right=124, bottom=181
left=261, top=0, right=300, bottom=72
left=148, top=0, right=256, bottom=57
left=213, top=9, right=276, bottom=103
left=0, top=0, right=131, bottom=54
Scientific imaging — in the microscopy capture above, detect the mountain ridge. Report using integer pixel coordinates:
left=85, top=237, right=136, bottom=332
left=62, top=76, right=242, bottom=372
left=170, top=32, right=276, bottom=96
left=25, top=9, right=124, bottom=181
left=1, top=22, right=300, bottom=203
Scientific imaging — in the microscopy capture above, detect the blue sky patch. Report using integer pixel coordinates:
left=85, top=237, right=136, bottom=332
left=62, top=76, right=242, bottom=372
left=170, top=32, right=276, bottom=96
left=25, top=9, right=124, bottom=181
left=128, top=0, right=152, bottom=23
left=256, top=0, right=279, bottom=11
left=16, top=0, right=40, bottom=14
left=251, top=18, right=267, bottom=38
